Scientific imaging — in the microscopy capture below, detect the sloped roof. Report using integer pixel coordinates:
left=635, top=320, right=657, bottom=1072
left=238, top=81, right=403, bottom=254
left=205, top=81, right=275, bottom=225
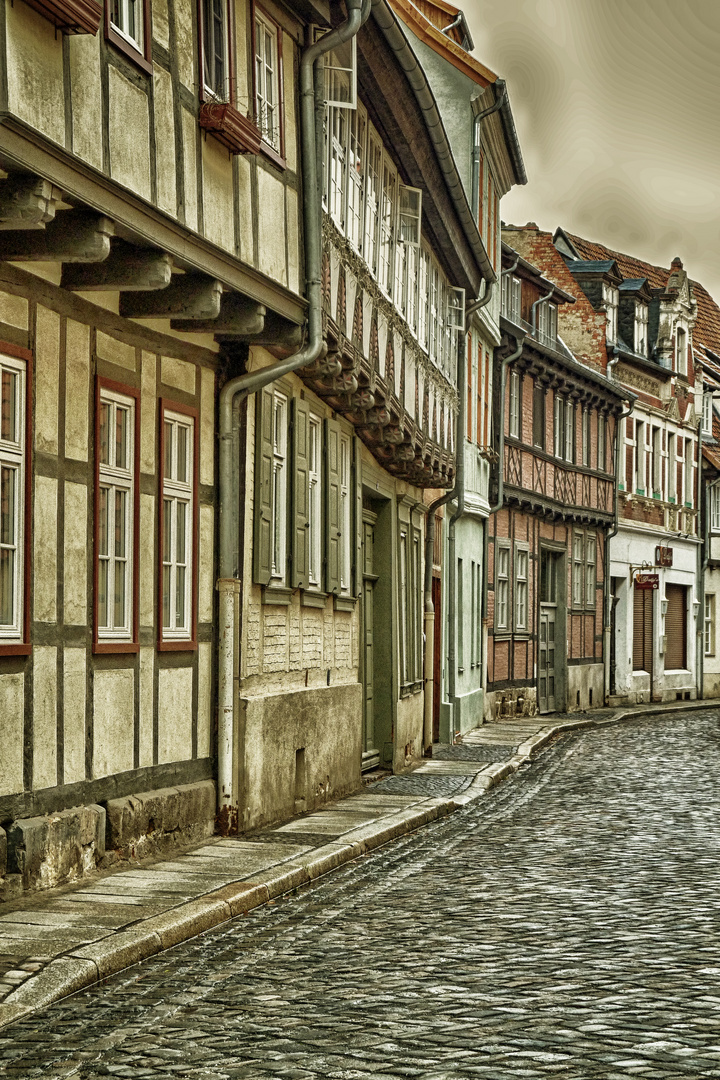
left=564, top=230, right=720, bottom=361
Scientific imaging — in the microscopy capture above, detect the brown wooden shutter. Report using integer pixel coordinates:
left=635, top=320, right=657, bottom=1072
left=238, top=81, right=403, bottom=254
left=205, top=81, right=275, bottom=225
left=633, top=586, right=653, bottom=673
left=664, top=583, right=687, bottom=670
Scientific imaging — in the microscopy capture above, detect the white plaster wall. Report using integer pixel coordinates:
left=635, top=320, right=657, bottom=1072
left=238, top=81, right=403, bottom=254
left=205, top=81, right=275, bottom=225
left=63, top=648, right=86, bottom=785
left=93, top=669, right=135, bottom=778
left=157, top=667, right=193, bottom=763
left=0, top=674, right=24, bottom=796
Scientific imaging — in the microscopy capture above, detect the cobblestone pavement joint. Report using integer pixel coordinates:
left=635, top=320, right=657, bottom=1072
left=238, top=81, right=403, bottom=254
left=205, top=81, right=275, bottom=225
left=0, top=698, right=713, bottom=1031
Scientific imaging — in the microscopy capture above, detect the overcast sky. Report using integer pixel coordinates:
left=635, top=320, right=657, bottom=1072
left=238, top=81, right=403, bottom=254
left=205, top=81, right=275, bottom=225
left=463, top=0, right=720, bottom=300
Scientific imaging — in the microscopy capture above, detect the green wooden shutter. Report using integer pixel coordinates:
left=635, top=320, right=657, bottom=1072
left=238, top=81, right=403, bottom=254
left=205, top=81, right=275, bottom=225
left=325, top=418, right=341, bottom=594
left=253, top=386, right=274, bottom=585
left=291, top=397, right=310, bottom=589
left=354, top=437, right=363, bottom=598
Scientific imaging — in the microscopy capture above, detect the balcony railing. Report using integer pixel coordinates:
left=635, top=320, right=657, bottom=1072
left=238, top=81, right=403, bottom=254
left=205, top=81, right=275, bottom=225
left=502, top=309, right=557, bottom=351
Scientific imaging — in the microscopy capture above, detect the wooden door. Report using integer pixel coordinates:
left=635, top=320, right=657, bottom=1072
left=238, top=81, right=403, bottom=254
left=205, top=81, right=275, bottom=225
left=361, top=515, right=379, bottom=770
left=664, top=583, right=687, bottom=670
left=538, top=606, right=556, bottom=713
left=633, top=586, right=653, bottom=674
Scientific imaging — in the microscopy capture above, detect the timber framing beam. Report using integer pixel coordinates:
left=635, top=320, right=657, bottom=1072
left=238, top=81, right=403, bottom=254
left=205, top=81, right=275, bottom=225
left=0, top=209, right=113, bottom=262
left=170, top=292, right=265, bottom=334
left=119, top=274, right=222, bottom=319
left=62, top=240, right=173, bottom=291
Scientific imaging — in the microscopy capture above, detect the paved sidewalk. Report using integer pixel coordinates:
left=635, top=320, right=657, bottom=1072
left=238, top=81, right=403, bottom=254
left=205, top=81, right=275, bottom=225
left=0, top=698, right=713, bottom=1030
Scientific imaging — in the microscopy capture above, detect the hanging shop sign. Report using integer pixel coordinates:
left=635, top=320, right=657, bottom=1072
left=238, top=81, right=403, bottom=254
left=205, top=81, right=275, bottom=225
left=635, top=573, right=659, bottom=590
left=655, top=545, right=673, bottom=567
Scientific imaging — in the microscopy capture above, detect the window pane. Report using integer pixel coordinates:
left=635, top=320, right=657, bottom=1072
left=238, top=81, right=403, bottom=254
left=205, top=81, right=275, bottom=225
left=115, top=407, right=128, bottom=471
left=176, top=566, right=186, bottom=627
left=98, top=487, right=109, bottom=557
left=176, top=501, right=187, bottom=564
left=114, top=490, right=126, bottom=558
left=0, top=466, right=15, bottom=547
left=114, top=560, right=126, bottom=628
left=177, top=425, right=188, bottom=484
left=98, top=559, right=108, bottom=629
left=99, top=403, right=111, bottom=466
left=1, top=370, right=17, bottom=443
left=163, top=498, right=172, bottom=564
left=0, top=548, right=13, bottom=625
left=162, top=564, right=171, bottom=628
left=164, top=421, right=173, bottom=479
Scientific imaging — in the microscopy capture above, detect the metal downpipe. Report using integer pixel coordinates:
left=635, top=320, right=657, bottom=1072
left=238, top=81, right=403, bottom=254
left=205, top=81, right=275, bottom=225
left=603, top=399, right=634, bottom=704
left=216, top=0, right=371, bottom=832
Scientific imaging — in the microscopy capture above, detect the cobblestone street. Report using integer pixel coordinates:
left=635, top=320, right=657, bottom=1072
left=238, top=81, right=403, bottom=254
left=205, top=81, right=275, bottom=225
left=3, top=709, right=720, bottom=1079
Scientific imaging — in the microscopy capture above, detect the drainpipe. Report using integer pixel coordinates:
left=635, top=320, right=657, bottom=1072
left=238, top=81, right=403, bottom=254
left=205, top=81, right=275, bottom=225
left=697, top=414, right=705, bottom=698
left=603, top=398, right=634, bottom=704
left=441, top=11, right=462, bottom=34
left=423, top=281, right=494, bottom=751
left=470, top=82, right=507, bottom=222
left=216, top=0, right=371, bottom=834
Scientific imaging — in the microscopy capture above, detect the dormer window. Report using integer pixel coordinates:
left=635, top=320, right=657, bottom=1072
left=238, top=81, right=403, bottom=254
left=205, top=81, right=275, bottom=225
left=537, top=300, right=557, bottom=347
left=676, top=326, right=688, bottom=376
left=634, top=303, right=648, bottom=356
left=501, top=274, right=521, bottom=322
left=602, top=283, right=618, bottom=344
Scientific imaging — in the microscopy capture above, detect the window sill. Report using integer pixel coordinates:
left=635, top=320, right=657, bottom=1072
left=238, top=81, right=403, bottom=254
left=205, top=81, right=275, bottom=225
left=199, top=103, right=263, bottom=155
left=334, top=595, right=356, bottom=613
left=301, top=589, right=327, bottom=609
left=94, top=641, right=140, bottom=655
left=400, top=680, right=423, bottom=698
left=262, top=585, right=293, bottom=606
left=0, top=642, right=31, bottom=656
left=106, top=25, right=152, bottom=74
left=23, top=0, right=102, bottom=34
left=157, top=639, right=197, bottom=652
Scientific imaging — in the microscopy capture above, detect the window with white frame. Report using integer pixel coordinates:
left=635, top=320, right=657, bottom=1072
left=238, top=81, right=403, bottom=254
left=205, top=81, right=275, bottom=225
left=554, top=395, right=574, bottom=464
left=652, top=425, right=661, bottom=496
left=684, top=438, right=693, bottom=507
left=271, top=394, right=287, bottom=580
left=703, top=392, right=714, bottom=436
left=495, top=544, right=509, bottom=632
left=329, top=104, right=347, bottom=230
left=515, top=546, right=528, bottom=631
left=363, top=132, right=381, bottom=276
left=0, top=355, right=25, bottom=642
left=399, top=521, right=422, bottom=686
left=501, top=274, right=521, bottom=322
left=581, top=408, right=590, bottom=467
left=668, top=432, right=676, bottom=502
left=97, top=387, right=135, bottom=642
left=585, top=534, right=596, bottom=609
left=537, top=300, right=557, bottom=346
left=255, top=9, right=281, bottom=151
left=598, top=413, right=606, bottom=471
left=308, top=415, right=322, bottom=589
left=602, top=282, right=618, bottom=344
left=377, top=158, right=397, bottom=296
left=634, top=302, right=649, bottom=356
left=509, top=370, right=520, bottom=439
left=202, top=0, right=229, bottom=99
left=339, top=433, right=352, bottom=596
left=676, top=326, right=688, bottom=376
left=572, top=531, right=584, bottom=608
left=162, top=409, right=194, bottom=641
left=110, top=0, right=144, bottom=51
left=346, top=107, right=366, bottom=252
left=705, top=594, right=716, bottom=656
left=712, top=485, right=720, bottom=532
left=634, top=419, right=645, bottom=494
left=457, top=557, right=464, bottom=671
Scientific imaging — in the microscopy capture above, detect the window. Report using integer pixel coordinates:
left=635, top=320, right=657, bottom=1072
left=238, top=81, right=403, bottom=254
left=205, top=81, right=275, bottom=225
left=705, top=594, right=715, bottom=657
left=540, top=550, right=557, bottom=604
left=554, top=395, right=574, bottom=463
left=684, top=439, right=693, bottom=507
left=509, top=370, right=520, bottom=439
left=533, top=383, right=545, bottom=449
left=668, top=432, right=676, bottom=502
left=501, top=274, right=521, bottom=322
left=554, top=395, right=563, bottom=458
left=255, top=9, right=282, bottom=152
left=96, top=382, right=139, bottom=650
left=495, top=543, right=510, bottom=632
left=703, top=392, right=713, bottom=436
left=457, top=558, right=464, bottom=672
left=634, top=420, right=645, bottom=494
left=0, top=350, right=29, bottom=652
left=564, top=401, right=574, bottom=463
left=597, top=414, right=606, bottom=471
left=634, top=302, right=649, bottom=356
left=346, top=107, right=366, bottom=253
left=378, top=157, right=397, bottom=296
left=652, top=426, right=661, bottom=496
left=602, top=283, right=618, bottom=343
left=399, top=519, right=422, bottom=687
left=581, top=408, right=590, bottom=467
left=308, top=415, right=322, bottom=588
left=515, top=546, right=528, bottom=631
left=201, top=0, right=230, bottom=99
left=339, top=433, right=352, bottom=596
left=585, top=535, right=596, bottom=609
left=712, top=485, right=720, bottom=532
left=572, top=531, right=583, bottom=608
left=676, top=326, right=687, bottom=376
left=106, top=0, right=151, bottom=70
left=160, top=404, right=196, bottom=647
left=537, top=301, right=557, bottom=346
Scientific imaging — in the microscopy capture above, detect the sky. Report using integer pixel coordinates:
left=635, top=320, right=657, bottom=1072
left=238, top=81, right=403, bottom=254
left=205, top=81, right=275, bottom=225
left=463, top=0, right=720, bottom=300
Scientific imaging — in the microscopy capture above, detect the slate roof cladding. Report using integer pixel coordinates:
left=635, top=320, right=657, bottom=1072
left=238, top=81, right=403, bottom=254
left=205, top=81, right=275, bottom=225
left=565, top=230, right=720, bottom=361
left=618, top=279, right=649, bottom=292
left=565, top=259, right=618, bottom=274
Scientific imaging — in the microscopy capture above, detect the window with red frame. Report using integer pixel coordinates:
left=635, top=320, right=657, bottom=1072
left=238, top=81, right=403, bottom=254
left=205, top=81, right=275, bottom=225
left=106, top=0, right=152, bottom=72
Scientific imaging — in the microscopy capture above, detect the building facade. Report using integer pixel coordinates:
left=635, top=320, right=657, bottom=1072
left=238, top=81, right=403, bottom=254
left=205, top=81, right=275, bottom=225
left=485, top=232, right=628, bottom=718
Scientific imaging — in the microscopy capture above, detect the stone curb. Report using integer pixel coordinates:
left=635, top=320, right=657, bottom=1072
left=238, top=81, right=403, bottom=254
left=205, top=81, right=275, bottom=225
left=0, top=698, right=715, bottom=1029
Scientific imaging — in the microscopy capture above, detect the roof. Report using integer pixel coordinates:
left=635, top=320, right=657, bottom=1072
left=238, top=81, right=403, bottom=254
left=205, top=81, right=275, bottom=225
left=563, top=230, right=720, bottom=361
left=385, top=0, right=496, bottom=86
left=565, top=259, right=618, bottom=275
left=618, top=278, right=648, bottom=292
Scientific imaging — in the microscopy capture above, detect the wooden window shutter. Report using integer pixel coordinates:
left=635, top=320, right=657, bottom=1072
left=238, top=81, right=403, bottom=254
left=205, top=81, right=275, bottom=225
left=353, top=437, right=363, bottom=598
left=664, top=583, right=687, bottom=670
left=325, top=418, right=342, bottom=594
left=632, top=585, right=652, bottom=673
left=291, top=398, right=310, bottom=589
left=253, top=387, right=275, bottom=585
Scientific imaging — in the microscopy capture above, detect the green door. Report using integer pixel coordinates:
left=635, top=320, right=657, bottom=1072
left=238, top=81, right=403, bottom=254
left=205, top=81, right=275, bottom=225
left=361, top=512, right=380, bottom=770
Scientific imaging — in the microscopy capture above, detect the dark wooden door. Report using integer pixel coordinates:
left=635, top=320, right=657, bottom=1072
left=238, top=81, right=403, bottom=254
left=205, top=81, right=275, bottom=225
left=633, top=586, right=653, bottom=674
left=664, top=583, right=687, bottom=670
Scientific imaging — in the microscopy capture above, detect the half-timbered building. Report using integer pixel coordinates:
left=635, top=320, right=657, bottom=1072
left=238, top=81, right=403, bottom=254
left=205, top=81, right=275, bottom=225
left=554, top=231, right=702, bottom=705
left=486, top=230, right=629, bottom=718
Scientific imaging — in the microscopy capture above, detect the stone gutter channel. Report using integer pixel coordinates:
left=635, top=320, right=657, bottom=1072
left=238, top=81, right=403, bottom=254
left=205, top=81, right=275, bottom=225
left=0, top=700, right=714, bottom=1030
